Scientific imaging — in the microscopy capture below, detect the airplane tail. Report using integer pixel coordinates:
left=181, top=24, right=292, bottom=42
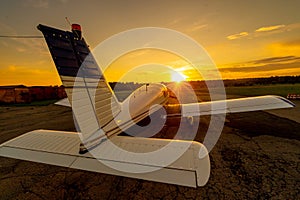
left=37, top=24, right=121, bottom=146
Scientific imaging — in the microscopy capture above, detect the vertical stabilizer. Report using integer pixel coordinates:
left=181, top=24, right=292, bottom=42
left=37, top=24, right=121, bottom=146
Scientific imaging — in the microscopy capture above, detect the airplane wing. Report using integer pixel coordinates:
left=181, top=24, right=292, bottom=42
left=167, top=95, right=295, bottom=117
left=0, top=129, right=209, bottom=188
left=55, top=95, right=295, bottom=117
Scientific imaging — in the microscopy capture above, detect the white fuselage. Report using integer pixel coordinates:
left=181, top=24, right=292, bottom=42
left=115, top=83, right=169, bottom=129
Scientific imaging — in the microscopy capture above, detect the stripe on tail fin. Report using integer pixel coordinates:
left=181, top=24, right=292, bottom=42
left=38, top=24, right=121, bottom=146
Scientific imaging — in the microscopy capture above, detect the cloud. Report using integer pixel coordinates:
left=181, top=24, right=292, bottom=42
left=226, top=32, right=249, bottom=40
left=226, top=23, right=299, bottom=40
left=267, top=39, right=300, bottom=56
left=168, top=18, right=184, bottom=26
left=280, top=39, right=300, bottom=48
left=24, top=0, right=49, bottom=8
left=11, top=37, right=49, bottom=55
left=285, top=22, right=300, bottom=31
left=174, top=66, right=193, bottom=72
left=8, top=65, right=17, bottom=72
left=187, top=24, right=207, bottom=33
left=0, top=22, right=16, bottom=47
left=219, top=56, right=300, bottom=73
left=167, top=18, right=207, bottom=33
left=2, top=65, right=53, bottom=75
left=0, top=21, right=47, bottom=55
left=23, top=0, right=69, bottom=8
left=255, top=25, right=285, bottom=32
left=220, top=62, right=300, bottom=73
left=252, top=56, right=300, bottom=65
left=0, top=65, right=61, bottom=86
left=16, top=47, right=26, bottom=52
left=0, top=22, right=16, bottom=34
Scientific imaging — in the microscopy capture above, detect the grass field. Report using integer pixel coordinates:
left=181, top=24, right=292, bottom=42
left=225, top=83, right=300, bottom=97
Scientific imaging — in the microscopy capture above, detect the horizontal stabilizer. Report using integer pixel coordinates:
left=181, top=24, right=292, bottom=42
left=0, top=130, right=210, bottom=187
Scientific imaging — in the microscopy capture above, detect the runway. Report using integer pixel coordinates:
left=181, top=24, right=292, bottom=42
left=0, top=101, right=299, bottom=199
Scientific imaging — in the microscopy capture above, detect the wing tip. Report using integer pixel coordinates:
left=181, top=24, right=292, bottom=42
left=274, top=95, right=296, bottom=107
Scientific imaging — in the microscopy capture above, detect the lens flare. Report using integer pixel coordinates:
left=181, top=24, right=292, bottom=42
left=171, top=71, right=187, bottom=83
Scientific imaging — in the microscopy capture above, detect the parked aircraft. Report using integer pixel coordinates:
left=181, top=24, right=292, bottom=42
left=0, top=24, right=295, bottom=187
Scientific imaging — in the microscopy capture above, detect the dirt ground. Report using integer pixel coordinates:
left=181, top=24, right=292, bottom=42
left=0, top=101, right=299, bottom=199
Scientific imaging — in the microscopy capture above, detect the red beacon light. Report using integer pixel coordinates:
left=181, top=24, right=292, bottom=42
left=71, top=23, right=82, bottom=39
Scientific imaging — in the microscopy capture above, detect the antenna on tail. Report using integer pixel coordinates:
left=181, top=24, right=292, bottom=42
left=65, top=17, right=72, bottom=27
left=65, top=17, right=82, bottom=40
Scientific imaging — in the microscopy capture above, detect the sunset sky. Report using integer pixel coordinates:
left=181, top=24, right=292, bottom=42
left=0, top=0, right=299, bottom=85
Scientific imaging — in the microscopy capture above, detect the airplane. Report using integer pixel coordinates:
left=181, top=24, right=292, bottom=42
left=0, top=24, right=295, bottom=188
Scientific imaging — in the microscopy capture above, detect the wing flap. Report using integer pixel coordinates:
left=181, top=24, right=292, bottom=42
left=0, top=129, right=210, bottom=187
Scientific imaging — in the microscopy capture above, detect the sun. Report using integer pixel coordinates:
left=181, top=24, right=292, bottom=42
left=171, top=71, right=187, bottom=83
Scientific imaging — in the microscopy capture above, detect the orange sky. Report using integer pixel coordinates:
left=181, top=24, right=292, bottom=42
left=0, top=0, right=300, bottom=85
